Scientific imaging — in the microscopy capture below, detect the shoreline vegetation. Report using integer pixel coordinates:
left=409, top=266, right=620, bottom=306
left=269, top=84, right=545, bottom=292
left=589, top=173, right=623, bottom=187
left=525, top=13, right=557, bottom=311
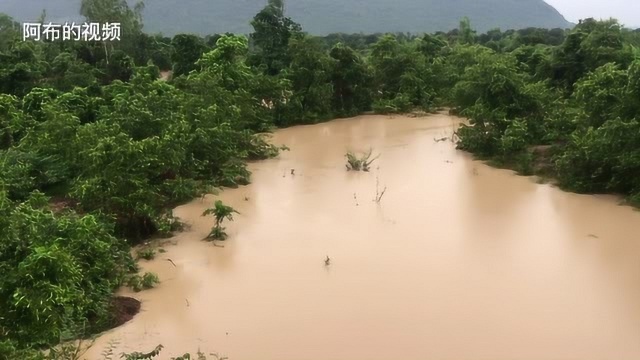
left=0, top=0, right=639, bottom=358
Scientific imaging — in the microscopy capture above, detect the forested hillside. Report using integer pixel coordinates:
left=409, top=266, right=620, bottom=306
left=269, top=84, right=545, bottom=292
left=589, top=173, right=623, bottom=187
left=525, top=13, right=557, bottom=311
left=1, top=0, right=639, bottom=358
left=4, top=0, right=572, bottom=35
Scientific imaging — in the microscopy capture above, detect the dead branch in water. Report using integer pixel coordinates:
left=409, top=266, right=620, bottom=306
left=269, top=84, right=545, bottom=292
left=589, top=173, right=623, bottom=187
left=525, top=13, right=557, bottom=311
left=374, top=175, right=388, bottom=203
left=434, top=136, right=448, bottom=143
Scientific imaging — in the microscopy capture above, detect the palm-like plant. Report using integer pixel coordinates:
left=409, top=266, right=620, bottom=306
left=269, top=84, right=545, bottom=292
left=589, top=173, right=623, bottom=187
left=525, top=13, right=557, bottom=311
left=202, top=200, right=239, bottom=240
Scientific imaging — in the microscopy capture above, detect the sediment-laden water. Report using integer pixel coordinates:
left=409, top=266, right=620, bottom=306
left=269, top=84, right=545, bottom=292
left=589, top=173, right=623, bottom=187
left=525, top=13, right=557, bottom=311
left=84, top=113, right=640, bottom=360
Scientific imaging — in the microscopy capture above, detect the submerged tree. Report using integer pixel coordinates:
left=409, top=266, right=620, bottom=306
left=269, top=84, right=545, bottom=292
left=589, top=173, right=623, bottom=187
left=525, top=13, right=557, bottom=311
left=202, top=200, right=239, bottom=240
left=345, top=149, right=380, bottom=172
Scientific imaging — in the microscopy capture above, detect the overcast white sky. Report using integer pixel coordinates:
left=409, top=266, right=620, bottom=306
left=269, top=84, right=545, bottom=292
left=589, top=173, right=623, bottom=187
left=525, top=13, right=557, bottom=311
left=545, top=0, right=640, bottom=27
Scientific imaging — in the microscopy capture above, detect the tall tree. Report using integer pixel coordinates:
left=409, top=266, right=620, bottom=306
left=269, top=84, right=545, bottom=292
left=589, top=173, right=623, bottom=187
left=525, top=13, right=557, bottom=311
left=330, top=43, right=372, bottom=116
left=249, top=0, right=301, bottom=75
left=170, top=34, right=208, bottom=77
left=458, top=17, right=477, bottom=45
left=0, top=14, right=19, bottom=52
left=80, top=0, right=145, bottom=64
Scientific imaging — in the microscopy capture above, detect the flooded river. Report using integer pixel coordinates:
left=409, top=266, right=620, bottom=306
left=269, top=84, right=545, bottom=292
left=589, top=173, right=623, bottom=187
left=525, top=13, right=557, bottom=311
left=85, top=114, right=640, bottom=360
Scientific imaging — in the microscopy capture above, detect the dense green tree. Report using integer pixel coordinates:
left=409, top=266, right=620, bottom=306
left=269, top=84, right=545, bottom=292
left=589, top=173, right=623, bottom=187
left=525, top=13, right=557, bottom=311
left=622, top=59, right=640, bottom=118
left=556, top=118, right=640, bottom=197
left=321, top=33, right=382, bottom=51
left=572, top=63, right=627, bottom=128
left=249, top=0, right=302, bottom=75
left=454, top=50, right=556, bottom=156
left=417, top=34, right=448, bottom=59
left=105, top=50, right=135, bottom=82
left=329, top=43, right=372, bottom=116
left=0, top=191, right=133, bottom=346
left=0, top=14, right=19, bottom=52
left=0, top=42, right=45, bottom=96
left=458, top=17, right=477, bottom=45
left=279, top=35, right=334, bottom=123
left=551, top=18, right=633, bottom=91
left=80, top=0, right=145, bottom=63
left=0, top=94, right=22, bottom=149
left=170, top=34, right=208, bottom=77
left=148, top=35, right=173, bottom=71
left=186, top=35, right=279, bottom=132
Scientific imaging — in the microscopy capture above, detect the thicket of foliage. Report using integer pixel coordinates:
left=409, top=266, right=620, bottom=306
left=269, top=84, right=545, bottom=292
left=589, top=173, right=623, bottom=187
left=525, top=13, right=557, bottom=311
left=0, top=192, right=135, bottom=347
left=0, top=1, right=283, bottom=356
left=1, top=0, right=639, bottom=357
left=453, top=19, right=640, bottom=203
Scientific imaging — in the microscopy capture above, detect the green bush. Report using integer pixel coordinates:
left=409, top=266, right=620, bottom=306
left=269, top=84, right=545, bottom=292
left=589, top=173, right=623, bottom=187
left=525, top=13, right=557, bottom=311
left=500, top=119, right=529, bottom=154
left=0, top=192, right=133, bottom=347
left=372, top=94, right=413, bottom=114
left=203, top=200, right=239, bottom=241
left=555, top=118, right=640, bottom=194
left=126, top=272, right=160, bottom=292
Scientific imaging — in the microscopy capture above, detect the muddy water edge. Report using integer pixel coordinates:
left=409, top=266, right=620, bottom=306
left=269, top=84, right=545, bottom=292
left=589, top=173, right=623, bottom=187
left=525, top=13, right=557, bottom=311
left=84, top=113, right=640, bottom=360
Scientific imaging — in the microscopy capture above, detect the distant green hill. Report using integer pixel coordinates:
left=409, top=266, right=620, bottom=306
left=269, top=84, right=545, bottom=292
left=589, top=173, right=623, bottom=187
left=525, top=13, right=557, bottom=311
left=2, top=0, right=572, bottom=35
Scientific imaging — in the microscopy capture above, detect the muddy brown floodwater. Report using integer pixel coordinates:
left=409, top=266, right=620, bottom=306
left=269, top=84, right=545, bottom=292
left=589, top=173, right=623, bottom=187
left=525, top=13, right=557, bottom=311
left=84, top=113, right=640, bottom=360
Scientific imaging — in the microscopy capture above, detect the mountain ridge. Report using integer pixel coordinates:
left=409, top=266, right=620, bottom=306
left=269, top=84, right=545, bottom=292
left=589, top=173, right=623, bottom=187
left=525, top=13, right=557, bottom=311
left=2, top=0, right=573, bottom=36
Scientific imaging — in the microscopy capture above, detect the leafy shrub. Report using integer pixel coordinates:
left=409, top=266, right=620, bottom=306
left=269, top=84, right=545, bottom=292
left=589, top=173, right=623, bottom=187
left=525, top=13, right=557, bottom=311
left=126, top=272, right=160, bottom=292
left=572, top=63, right=627, bottom=128
left=0, top=192, right=133, bottom=347
left=372, top=94, right=412, bottom=114
left=202, top=200, right=239, bottom=240
left=0, top=149, right=38, bottom=200
left=500, top=119, right=529, bottom=155
left=136, top=248, right=156, bottom=261
left=555, top=118, right=640, bottom=195
left=513, top=151, right=535, bottom=175
left=456, top=103, right=505, bottom=155
left=345, top=149, right=379, bottom=171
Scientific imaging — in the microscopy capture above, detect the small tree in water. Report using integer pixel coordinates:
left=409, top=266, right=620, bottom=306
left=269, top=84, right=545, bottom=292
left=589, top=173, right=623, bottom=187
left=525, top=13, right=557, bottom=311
left=345, top=148, right=379, bottom=172
left=202, top=200, right=239, bottom=240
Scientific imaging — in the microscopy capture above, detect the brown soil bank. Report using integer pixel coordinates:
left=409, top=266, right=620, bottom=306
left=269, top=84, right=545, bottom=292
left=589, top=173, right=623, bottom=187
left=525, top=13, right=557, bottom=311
left=84, top=114, right=640, bottom=360
left=110, top=296, right=141, bottom=328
